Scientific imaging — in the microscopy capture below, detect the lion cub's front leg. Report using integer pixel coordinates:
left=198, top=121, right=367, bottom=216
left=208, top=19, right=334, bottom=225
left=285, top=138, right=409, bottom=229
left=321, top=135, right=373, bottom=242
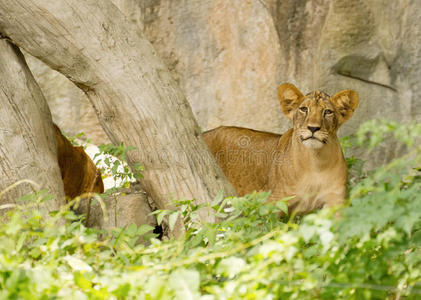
left=321, top=192, right=346, bottom=208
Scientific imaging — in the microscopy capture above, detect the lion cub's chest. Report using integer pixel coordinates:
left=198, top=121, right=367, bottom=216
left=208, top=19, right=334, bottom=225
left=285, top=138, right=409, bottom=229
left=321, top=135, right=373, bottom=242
left=285, top=169, right=346, bottom=212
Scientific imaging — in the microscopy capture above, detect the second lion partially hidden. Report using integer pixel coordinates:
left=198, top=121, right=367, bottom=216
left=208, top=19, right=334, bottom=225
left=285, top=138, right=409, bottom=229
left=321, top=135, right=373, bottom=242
left=203, top=83, right=358, bottom=213
left=54, top=124, right=104, bottom=200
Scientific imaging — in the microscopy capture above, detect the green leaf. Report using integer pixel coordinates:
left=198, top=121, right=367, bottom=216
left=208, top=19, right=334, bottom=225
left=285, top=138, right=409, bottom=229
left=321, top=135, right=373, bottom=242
left=16, top=232, right=27, bottom=252
left=127, top=223, right=137, bottom=237
left=157, top=210, right=169, bottom=226
left=275, top=201, right=289, bottom=215
left=205, top=226, right=217, bottom=246
left=216, top=257, right=246, bottom=278
left=134, top=173, right=143, bottom=179
left=40, top=193, right=55, bottom=203
left=17, top=193, right=36, bottom=203
left=300, top=224, right=316, bottom=242
left=138, top=224, right=155, bottom=236
left=258, top=205, right=270, bottom=216
left=112, top=283, right=131, bottom=299
left=63, top=256, right=93, bottom=272
left=145, top=275, right=168, bottom=299
left=168, top=212, right=180, bottom=231
left=211, top=191, right=224, bottom=207
left=411, top=230, right=421, bottom=246
left=169, top=269, right=200, bottom=300
left=111, top=164, right=119, bottom=175
left=29, top=247, right=41, bottom=259
left=74, top=272, right=92, bottom=290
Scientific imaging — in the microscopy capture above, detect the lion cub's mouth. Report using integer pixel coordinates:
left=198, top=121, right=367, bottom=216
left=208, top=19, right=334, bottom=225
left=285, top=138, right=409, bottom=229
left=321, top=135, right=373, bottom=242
left=300, top=135, right=327, bottom=149
left=300, top=136, right=326, bottom=144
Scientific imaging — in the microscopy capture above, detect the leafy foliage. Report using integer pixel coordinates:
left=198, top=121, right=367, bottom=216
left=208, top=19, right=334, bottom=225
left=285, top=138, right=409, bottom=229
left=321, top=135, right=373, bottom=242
left=0, top=119, right=420, bottom=299
left=66, top=131, right=92, bottom=148
left=69, top=134, right=144, bottom=193
left=93, top=142, right=144, bottom=194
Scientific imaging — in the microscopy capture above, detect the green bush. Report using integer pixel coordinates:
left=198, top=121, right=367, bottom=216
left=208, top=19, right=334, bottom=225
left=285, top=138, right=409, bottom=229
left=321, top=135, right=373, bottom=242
left=0, top=119, right=420, bottom=299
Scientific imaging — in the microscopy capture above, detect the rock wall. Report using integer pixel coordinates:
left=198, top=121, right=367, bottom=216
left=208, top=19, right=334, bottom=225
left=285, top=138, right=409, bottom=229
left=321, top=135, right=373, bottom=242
left=140, top=0, right=285, bottom=133
left=263, top=0, right=420, bottom=164
left=26, top=0, right=421, bottom=166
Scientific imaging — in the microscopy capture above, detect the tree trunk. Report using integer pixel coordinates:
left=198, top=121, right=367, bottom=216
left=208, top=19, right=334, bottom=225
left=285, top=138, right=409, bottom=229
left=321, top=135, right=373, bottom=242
left=0, top=0, right=236, bottom=223
left=0, top=39, right=65, bottom=210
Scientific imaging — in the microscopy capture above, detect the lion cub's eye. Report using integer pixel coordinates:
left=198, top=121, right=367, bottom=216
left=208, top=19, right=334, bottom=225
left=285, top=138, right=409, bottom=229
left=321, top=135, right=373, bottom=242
left=299, top=107, right=308, bottom=113
left=324, top=109, right=333, bottom=115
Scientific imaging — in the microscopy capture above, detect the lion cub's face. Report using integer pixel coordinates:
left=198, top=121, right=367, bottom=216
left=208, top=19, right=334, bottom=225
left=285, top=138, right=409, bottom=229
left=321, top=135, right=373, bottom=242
left=278, top=83, right=358, bottom=149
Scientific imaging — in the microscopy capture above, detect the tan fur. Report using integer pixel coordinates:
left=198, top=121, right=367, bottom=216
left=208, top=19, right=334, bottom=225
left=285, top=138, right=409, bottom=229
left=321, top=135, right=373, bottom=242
left=203, top=83, right=358, bottom=213
left=54, top=124, right=104, bottom=199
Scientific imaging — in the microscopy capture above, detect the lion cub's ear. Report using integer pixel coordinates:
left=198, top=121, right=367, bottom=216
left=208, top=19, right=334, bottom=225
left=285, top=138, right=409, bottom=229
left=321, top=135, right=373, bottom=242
left=278, top=83, right=304, bottom=120
left=330, top=90, right=359, bottom=125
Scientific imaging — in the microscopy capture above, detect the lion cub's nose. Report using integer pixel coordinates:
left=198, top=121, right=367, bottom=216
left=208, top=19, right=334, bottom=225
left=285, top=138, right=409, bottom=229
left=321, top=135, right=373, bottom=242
left=307, top=126, right=321, bottom=133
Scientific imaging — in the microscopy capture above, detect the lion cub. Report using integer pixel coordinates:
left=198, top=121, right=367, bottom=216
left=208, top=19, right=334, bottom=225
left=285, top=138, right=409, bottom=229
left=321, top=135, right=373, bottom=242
left=203, top=83, right=358, bottom=213
left=54, top=124, right=104, bottom=199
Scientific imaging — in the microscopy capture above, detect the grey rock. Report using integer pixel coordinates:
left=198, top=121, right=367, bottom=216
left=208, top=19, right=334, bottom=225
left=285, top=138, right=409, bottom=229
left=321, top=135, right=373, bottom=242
left=80, top=185, right=156, bottom=231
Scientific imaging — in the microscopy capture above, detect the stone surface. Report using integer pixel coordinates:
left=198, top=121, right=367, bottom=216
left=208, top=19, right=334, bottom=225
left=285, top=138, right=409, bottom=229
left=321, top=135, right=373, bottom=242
left=78, top=183, right=156, bottom=230
left=84, top=191, right=156, bottom=230
left=26, top=0, right=421, bottom=167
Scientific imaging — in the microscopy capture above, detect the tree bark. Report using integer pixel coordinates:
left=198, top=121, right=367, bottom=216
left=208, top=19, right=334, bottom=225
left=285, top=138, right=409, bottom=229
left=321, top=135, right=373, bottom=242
left=0, top=1, right=236, bottom=223
left=0, top=39, right=65, bottom=210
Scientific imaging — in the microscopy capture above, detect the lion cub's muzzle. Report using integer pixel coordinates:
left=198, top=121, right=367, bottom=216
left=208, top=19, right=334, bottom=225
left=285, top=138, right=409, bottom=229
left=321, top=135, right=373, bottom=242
left=298, top=126, right=328, bottom=149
